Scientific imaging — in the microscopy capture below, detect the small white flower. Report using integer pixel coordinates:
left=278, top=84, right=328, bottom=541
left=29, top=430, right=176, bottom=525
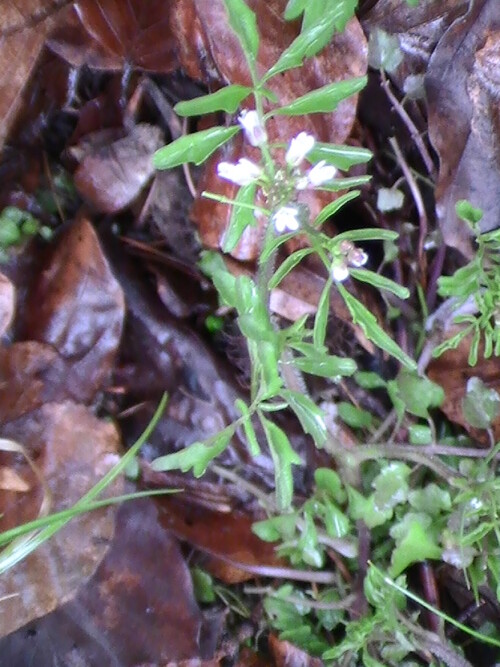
left=272, top=206, right=300, bottom=233
left=285, top=132, right=315, bottom=167
left=348, top=248, right=368, bottom=267
left=306, top=161, right=338, bottom=187
left=238, top=110, right=267, bottom=147
left=332, top=261, right=349, bottom=282
left=217, top=158, right=263, bottom=186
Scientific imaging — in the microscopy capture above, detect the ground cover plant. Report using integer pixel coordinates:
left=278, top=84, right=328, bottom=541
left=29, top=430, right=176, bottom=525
left=0, top=0, right=499, bottom=665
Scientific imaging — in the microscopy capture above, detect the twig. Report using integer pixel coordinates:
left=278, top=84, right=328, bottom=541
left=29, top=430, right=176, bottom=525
left=389, top=135, right=428, bottom=271
left=381, top=71, right=435, bottom=177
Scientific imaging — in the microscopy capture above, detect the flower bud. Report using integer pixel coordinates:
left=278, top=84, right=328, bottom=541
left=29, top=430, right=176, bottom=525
left=238, top=110, right=267, bottom=147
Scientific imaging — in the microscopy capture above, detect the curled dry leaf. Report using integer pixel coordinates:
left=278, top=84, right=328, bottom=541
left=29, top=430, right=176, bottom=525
left=0, top=401, right=122, bottom=637
left=426, top=0, right=500, bottom=257
left=172, top=0, right=368, bottom=260
left=21, top=217, right=125, bottom=402
left=72, top=123, right=164, bottom=213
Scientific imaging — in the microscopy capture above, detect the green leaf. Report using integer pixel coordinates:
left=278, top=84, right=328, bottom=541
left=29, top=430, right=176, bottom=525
left=151, top=428, right=234, bottom=477
left=222, top=182, right=258, bottom=252
left=334, top=227, right=399, bottom=244
left=269, top=248, right=315, bottom=289
left=252, top=514, right=297, bottom=542
left=191, top=567, right=216, bottom=603
left=456, top=199, right=483, bottom=227
left=235, top=399, right=260, bottom=456
left=387, top=370, right=444, bottom=419
left=337, top=402, right=373, bottom=429
left=281, top=390, right=327, bottom=447
left=199, top=251, right=238, bottom=307
left=223, top=0, right=259, bottom=75
left=390, top=519, right=442, bottom=576
left=271, top=76, right=367, bottom=115
left=354, top=371, right=387, bottom=390
left=283, top=0, right=307, bottom=20
left=174, top=85, right=253, bottom=116
left=337, top=283, right=417, bottom=370
left=260, top=415, right=302, bottom=511
left=349, top=268, right=410, bottom=300
left=408, top=424, right=432, bottom=445
left=462, top=376, right=500, bottom=429
left=313, top=275, right=332, bottom=349
left=408, top=484, right=451, bottom=516
left=372, top=462, right=411, bottom=512
left=312, top=190, right=360, bottom=227
left=293, top=353, right=356, bottom=378
left=368, top=28, right=403, bottom=73
left=263, top=7, right=348, bottom=82
left=347, top=486, right=392, bottom=529
left=314, top=468, right=346, bottom=503
left=323, top=499, right=350, bottom=538
left=153, top=126, right=239, bottom=169
left=308, top=144, right=372, bottom=170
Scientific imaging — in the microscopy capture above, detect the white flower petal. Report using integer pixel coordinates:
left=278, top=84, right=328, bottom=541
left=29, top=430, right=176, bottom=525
left=307, top=160, right=338, bottom=186
left=217, top=158, right=262, bottom=186
left=272, top=206, right=300, bottom=233
left=332, top=262, right=349, bottom=282
left=285, top=132, right=315, bottom=167
left=238, top=110, right=267, bottom=147
left=349, top=249, right=368, bottom=267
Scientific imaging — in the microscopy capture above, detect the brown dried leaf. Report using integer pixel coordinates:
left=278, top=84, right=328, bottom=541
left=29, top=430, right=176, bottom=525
left=21, top=217, right=125, bottom=402
left=426, top=0, right=500, bottom=257
left=0, top=466, right=30, bottom=492
left=269, top=634, right=323, bottom=667
left=160, top=498, right=285, bottom=584
left=73, top=124, right=164, bottom=213
left=0, top=0, right=71, bottom=150
left=49, top=0, right=178, bottom=72
left=0, top=401, right=122, bottom=636
left=0, top=500, right=217, bottom=663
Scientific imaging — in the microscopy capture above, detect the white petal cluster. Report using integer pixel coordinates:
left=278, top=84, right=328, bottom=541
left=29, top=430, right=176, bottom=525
left=306, top=160, right=338, bottom=186
left=331, top=242, right=369, bottom=282
left=217, top=158, right=263, bottom=186
left=331, top=262, right=350, bottom=282
left=272, top=206, right=301, bottom=233
left=238, top=110, right=267, bottom=147
left=285, top=132, right=315, bottom=167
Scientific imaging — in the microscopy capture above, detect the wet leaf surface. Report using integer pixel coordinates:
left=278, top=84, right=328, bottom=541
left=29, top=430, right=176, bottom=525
left=0, top=401, right=122, bottom=636
left=0, top=499, right=220, bottom=665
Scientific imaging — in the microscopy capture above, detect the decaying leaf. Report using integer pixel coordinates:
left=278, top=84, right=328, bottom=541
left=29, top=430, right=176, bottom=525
left=0, top=272, right=15, bottom=336
left=0, top=401, right=122, bottom=636
left=426, top=0, right=500, bottom=257
left=72, top=124, right=164, bottom=213
left=21, top=217, right=125, bottom=402
left=0, top=500, right=219, bottom=663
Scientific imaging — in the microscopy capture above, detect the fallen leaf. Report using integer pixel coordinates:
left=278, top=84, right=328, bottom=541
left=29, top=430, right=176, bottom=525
left=73, top=123, right=164, bottom=213
left=0, top=0, right=71, bottom=150
left=269, top=633, right=323, bottom=667
left=0, top=401, right=122, bottom=636
left=48, top=0, right=178, bottom=72
left=426, top=0, right=500, bottom=257
left=0, top=499, right=220, bottom=664
left=0, top=466, right=30, bottom=492
left=20, top=217, right=125, bottom=402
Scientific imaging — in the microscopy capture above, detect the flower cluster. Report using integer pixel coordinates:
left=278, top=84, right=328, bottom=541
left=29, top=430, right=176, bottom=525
left=331, top=240, right=368, bottom=281
left=216, top=111, right=339, bottom=234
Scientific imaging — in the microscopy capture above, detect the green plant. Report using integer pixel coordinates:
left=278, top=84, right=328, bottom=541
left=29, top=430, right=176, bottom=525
left=0, top=206, right=51, bottom=260
left=152, top=0, right=415, bottom=511
left=433, top=200, right=500, bottom=365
